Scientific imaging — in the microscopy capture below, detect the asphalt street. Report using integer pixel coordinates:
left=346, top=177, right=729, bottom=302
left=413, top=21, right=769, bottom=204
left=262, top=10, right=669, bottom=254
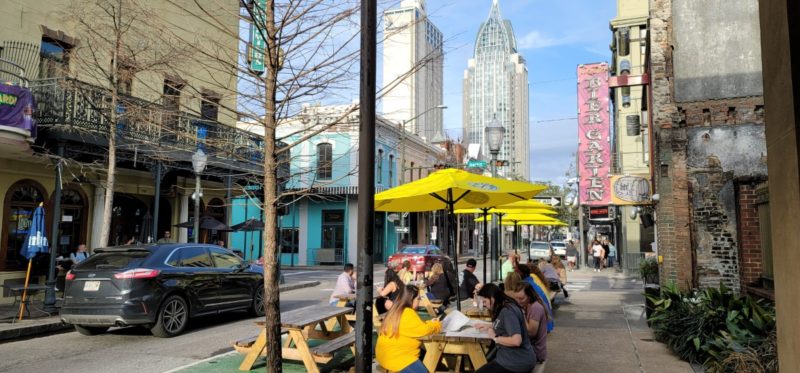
left=0, top=261, right=498, bottom=372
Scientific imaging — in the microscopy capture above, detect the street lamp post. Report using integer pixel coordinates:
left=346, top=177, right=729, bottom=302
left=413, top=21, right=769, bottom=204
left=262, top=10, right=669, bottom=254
left=568, top=177, right=586, bottom=268
left=398, top=104, right=447, bottom=244
left=191, top=149, right=208, bottom=244
left=485, top=116, right=505, bottom=281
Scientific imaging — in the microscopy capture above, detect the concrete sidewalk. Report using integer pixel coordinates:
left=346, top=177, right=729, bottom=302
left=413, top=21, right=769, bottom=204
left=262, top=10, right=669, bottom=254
left=0, top=280, right=320, bottom=343
left=545, top=268, right=693, bottom=373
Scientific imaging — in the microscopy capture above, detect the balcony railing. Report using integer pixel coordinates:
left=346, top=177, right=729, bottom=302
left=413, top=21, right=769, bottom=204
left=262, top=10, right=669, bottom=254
left=29, top=78, right=263, bottom=164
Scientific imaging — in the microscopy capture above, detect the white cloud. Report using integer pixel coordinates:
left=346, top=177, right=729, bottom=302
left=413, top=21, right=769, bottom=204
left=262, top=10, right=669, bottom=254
left=517, top=30, right=578, bottom=50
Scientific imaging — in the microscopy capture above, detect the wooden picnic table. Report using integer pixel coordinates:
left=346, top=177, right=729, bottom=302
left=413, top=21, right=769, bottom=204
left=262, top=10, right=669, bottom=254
left=237, top=305, right=354, bottom=372
left=420, top=329, right=493, bottom=372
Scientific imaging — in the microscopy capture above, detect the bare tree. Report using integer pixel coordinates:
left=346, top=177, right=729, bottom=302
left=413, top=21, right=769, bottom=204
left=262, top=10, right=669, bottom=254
left=66, top=0, right=188, bottom=247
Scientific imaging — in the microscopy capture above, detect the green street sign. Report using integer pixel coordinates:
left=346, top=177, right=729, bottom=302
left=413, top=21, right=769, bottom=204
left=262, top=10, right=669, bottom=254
left=249, top=0, right=266, bottom=74
left=466, top=159, right=488, bottom=168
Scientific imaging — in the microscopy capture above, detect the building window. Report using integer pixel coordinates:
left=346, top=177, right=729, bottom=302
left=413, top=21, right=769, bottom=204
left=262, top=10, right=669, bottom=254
left=377, top=149, right=384, bottom=184
left=280, top=228, right=299, bottom=254
left=316, top=143, right=332, bottom=180
left=201, top=91, right=220, bottom=122
left=163, top=79, right=183, bottom=132
left=39, top=37, right=71, bottom=79
left=410, top=161, right=415, bottom=181
left=2, top=180, right=48, bottom=270
left=389, top=155, right=394, bottom=187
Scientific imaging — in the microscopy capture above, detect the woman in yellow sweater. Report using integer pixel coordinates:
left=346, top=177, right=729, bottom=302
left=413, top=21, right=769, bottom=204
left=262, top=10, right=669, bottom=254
left=376, top=284, right=442, bottom=372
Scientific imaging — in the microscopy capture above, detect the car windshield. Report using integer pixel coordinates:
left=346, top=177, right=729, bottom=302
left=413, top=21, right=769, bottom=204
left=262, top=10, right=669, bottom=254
left=77, top=252, right=150, bottom=270
left=530, top=242, right=550, bottom=250
left=551, top=242, right=566, bottom=247
left=400, top=247, right=428, bottom=254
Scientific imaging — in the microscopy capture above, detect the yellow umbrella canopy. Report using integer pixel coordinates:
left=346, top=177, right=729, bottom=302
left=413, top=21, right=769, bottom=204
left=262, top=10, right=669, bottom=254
left=500, top=219, right=567, bottom=226
left=496, top=199, right=554, bottom=210
left=374, top=168, right=547, bottom=212
left=455, top=207, right=557, bottom=215
left=475, top=213, right=560, bottom=222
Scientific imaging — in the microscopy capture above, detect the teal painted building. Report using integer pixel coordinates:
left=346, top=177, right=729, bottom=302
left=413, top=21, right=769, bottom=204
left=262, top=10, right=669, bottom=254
left=231, top=105, right=441, bottom=266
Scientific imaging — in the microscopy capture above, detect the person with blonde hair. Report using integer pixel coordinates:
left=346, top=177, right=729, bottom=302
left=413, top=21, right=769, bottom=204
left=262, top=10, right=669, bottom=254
left=397, top=260, right=415, bottom=284
left=425, top=262, right=451, bottom=307
left=376, top=284, right=442, bottom=372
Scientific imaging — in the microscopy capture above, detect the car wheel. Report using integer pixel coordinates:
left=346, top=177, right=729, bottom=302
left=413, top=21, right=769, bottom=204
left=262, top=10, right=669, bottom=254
left=249, top=285, right=265, bottom=317
left=74, top=325, right=109, bottom=336
left=151, top=295, right=189, bottom=338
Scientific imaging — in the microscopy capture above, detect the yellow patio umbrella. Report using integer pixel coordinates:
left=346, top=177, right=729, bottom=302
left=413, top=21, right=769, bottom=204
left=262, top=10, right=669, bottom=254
left=475, top=213, right=564, bottom=253
left=475, top=213, right=560, bottom=222
left=375, top=168, right=546, bottom=306
left=454, top=203, right=555, bottom=280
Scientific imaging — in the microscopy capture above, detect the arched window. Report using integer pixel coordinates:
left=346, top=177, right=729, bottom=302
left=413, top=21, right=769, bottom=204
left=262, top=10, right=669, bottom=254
left=316, top=143, right=332, bottom=180
left=377, top=149, right=384, bottom=184
left=2, top=180, right=48, bottom=270
left=389, top=155, right=394, bottom=187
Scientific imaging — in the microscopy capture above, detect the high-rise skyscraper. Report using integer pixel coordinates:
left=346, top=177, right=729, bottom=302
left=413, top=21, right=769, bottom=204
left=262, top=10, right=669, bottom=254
left=463, top=0, right=529, bottom=180
left=382, top=0, right=444, bottom=143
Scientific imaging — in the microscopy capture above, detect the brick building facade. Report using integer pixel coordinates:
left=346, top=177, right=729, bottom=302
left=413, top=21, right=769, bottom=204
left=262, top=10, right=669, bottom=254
left=648, top=0, right=772, bottom=294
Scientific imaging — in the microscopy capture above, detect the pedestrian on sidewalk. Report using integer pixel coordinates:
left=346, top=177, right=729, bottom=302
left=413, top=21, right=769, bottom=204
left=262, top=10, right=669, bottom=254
left=591, top=240, right=603, bottom=272
left=566, top=240, right=578, bottom=271
left=474, top=283, right=537, bottom=373
left=608, top=241, right=617, bottom=269
left=329, top=263, right=355, bottom=306
left=376, top=284, right=442, bottom=373
left=601, top=239, right=610, bottom=269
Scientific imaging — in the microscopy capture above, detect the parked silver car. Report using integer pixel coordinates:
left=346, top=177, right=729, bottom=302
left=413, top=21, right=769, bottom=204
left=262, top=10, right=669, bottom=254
left=550, top=241, right=567, bottom=258
left=529, top=241, right=552, bottom=261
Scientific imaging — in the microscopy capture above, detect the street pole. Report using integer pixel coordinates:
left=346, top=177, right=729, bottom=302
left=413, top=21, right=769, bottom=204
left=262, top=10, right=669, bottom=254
left=356, top=0, right=376, bottom=369
left=193, top=174, right=200, bottom=243
left=490, top=150, right=499, bottom=282
left=577, top=184, right=587, bottom=269
left=44, top=143, right=64, bottom=312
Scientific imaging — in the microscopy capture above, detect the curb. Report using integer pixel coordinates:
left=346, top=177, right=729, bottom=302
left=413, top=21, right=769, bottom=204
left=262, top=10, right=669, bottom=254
left=0, top=319, right=72, bottom=343
left=279, top=281, right=320, bottom=292
left=0, top=281, right=320, bottom=344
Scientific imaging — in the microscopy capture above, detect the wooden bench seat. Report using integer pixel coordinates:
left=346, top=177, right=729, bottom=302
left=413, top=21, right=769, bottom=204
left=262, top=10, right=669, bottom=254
left=311, top=331, right=356, bottom=358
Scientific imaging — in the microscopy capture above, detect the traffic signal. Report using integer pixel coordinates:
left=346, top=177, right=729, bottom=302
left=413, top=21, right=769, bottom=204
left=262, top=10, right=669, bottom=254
left=495, top=160, right=509, bottom=167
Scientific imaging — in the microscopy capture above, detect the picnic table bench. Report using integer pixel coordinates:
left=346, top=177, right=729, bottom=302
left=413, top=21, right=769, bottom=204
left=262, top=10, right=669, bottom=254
left=420, top=329, right=493, bottom=372
left=462, top=306, right=492, bottom=322
left=235, top=305, right=354, bottom=372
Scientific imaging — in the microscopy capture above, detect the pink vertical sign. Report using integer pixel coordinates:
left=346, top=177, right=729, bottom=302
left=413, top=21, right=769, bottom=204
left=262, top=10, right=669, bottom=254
left=577, top=63, right=611, bottom=206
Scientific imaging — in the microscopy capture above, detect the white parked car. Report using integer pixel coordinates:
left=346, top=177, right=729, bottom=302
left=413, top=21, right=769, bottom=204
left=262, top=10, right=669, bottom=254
left=550, top=241, right=567, bottom=258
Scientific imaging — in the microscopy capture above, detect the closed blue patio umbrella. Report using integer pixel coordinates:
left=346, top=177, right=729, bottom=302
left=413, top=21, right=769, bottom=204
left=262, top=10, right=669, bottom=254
left=18, top=203, right=49, bottom=320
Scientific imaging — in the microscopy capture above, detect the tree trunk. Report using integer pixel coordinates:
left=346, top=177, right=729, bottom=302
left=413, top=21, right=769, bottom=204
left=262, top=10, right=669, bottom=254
left=262, top=0, right=282, bottom=371
left=98, top=0, right=123, bottom=248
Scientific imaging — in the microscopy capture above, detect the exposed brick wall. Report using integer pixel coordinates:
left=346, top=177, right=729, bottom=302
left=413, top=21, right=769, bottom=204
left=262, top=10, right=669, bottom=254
left=677, top=97, right=765, bottom=127
left=736, top=182, right=763, bottom=291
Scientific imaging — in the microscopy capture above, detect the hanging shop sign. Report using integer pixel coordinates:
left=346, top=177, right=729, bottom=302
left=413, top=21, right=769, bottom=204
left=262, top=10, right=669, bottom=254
left=611, top=174, right=651, bottom=205
left=577, top=63, right=611, bottom=206
left=0, top=84, right=37, bottom=138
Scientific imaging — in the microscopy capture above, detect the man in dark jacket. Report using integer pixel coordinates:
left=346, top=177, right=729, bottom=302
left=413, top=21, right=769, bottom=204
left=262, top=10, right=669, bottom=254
left=459, top=259, right=481, bottom=299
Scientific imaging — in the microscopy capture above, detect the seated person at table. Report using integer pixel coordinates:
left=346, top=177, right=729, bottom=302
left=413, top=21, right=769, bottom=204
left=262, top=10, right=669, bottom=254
left=329, top=263, right=356, bottom=306
left=474, top=283, right=537, bottom=373
left=506, top=274, right=549, bottom=368
left=376, top=284, right=442, bottom=373
left=520, top=264, right=554, bottom=333
left=424, top=263, right=452, bottom=308
left=549, top=257, right=569, bottom=298
left=500, top=252, right=519, bottom=282
left=397, top=260, right=415, bottom=284
left=459, top=258, right=481, bottom=299
left=538, top=259, right=562, bottom=293
left=377, top=268, right=403, bottom=314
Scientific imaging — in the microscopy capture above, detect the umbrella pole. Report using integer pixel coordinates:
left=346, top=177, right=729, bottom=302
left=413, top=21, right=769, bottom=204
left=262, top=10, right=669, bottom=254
left=513, top=221, right=518, bottom=255
left=482, top=210, right=488, bottom=285
left=446, top=190, right=461, bottom=311
left=18, top=259, right=33, bottom=320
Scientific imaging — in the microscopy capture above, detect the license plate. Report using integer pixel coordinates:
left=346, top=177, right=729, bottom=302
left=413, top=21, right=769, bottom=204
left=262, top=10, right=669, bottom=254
left=83, top=281, right=100, bottom=292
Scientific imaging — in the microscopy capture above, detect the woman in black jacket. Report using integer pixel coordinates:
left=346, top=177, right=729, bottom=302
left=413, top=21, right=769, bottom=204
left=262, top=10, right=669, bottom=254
left=425, top=263, right=451, bottom=307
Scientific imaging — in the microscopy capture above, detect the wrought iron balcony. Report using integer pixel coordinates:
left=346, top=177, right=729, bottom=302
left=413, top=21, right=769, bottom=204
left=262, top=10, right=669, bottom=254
left=29, top=78, right=263, bottom=166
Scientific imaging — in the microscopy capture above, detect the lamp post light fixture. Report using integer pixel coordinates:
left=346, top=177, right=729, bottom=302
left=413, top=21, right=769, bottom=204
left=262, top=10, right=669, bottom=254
left=191, top=149, right=208, bottom=243
left=485, top=115, right=505, bottom=281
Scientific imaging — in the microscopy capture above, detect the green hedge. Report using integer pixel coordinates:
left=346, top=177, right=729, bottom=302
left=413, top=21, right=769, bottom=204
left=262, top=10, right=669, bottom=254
left=645, top=282, right=778, bottom=373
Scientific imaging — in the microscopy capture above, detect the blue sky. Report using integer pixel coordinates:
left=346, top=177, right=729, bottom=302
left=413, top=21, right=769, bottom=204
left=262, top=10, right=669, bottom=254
left=409, top=0, right=616, bottom=184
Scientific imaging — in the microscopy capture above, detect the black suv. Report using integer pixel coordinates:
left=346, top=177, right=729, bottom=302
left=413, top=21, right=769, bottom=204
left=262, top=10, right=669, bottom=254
left=60, top=244, right=265, bottom=337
